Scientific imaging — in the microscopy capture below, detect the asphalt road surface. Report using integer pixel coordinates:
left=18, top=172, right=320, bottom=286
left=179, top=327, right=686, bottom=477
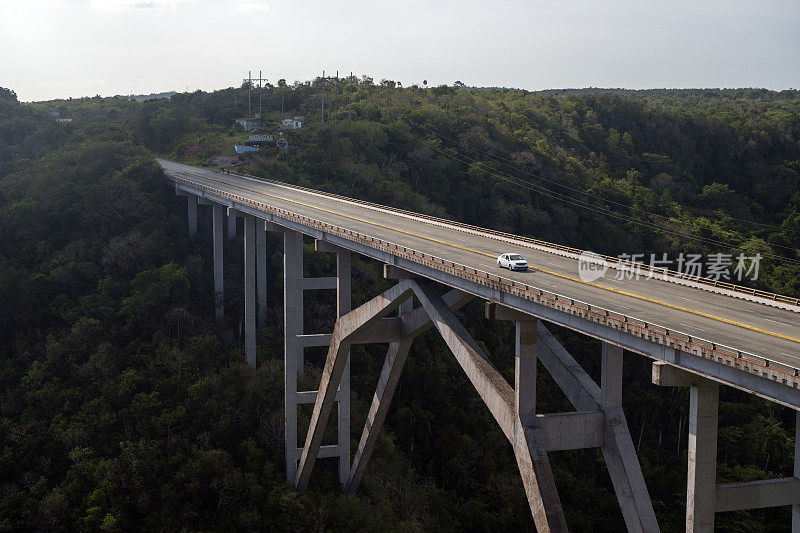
left=159, top=159, right=800, bottom=372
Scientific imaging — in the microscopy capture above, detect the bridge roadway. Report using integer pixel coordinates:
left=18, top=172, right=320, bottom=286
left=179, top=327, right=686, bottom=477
left=159, top=159, right=799, bottom=385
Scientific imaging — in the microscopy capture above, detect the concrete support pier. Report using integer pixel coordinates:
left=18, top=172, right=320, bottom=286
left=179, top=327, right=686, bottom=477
left=335, top=248, right=352, bottom=485
left=243, top=215, right=256, bottom=368
left=257, top=221, right=267, bottom=329
left=687, top=379, right=719, bottom=533
left=516, top=317, right=538, bottom=425
left=187, top=194, right=197, bottom=238
left=212, top=204, right=224, bottom=323
left=283, top=229, right=303, bottom=482
left=795, top=411, right=800, bottom=532
left=227, top=211, right=237, bottom=239
left=652, top=362, right=719, bottom=532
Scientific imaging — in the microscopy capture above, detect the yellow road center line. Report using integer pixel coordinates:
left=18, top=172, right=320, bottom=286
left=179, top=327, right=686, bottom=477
left=182, top=168, right=800, bottom=345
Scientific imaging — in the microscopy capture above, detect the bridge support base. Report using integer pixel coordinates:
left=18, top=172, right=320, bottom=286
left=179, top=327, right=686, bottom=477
left=298, top=283, right=664, bottom=531
left=653, top=362, right=800, bottom=531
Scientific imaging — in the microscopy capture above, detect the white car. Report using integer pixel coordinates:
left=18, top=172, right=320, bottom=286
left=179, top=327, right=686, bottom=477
left=497, top=253, right=529, bottom=271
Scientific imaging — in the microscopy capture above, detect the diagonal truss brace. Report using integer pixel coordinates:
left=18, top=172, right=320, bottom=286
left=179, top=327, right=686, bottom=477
left=537, top=323, right=659, bottom=532
left=346, top=288, right=474, bottom=494
left=296, top=280, right=569, bottom=531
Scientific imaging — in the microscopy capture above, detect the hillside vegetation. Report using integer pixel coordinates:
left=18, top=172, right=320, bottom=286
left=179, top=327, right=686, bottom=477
left=1, top=82, right=799, bottom=531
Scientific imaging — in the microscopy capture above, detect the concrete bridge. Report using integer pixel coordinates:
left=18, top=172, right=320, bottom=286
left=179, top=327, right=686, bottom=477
left=161, top=158, right=800, bottom=532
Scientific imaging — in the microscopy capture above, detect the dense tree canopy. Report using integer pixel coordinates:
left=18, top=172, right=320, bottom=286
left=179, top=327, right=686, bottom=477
left=1, top=82, right=798, bottom=531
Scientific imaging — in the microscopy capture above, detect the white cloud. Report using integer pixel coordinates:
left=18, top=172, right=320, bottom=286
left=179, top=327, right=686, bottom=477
left=90, top=0, right=195, bottom=11
left=236, top=2, right=270, bottom=12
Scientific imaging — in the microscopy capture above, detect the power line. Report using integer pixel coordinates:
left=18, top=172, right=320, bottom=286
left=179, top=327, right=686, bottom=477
left=403, top=127, right=800, bottom=265
left=410, top=121, right=788, bottom=231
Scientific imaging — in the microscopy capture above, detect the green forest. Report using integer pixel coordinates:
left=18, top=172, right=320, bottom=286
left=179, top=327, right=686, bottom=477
left=1, top=80, right=799, bottom=531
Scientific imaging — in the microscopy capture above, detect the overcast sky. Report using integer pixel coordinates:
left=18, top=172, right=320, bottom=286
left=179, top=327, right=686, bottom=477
left=2, top=0, right=799, bottom=102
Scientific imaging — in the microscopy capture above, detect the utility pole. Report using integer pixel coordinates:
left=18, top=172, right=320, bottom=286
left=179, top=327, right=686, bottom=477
left=335, top=71, right=338, bottom=123
left=349, top=71, right=353, bottom=121
left=241, top=71, right=268, bottom=123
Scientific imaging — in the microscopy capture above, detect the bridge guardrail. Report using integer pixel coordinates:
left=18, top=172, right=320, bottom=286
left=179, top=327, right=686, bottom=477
left=222, top=168, right=800, bottom=311
left=168, top=172, right=800, bottom=390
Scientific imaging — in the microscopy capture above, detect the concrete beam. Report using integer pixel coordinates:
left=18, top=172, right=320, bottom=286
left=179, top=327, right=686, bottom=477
left=486, top=301, right=533, bottom=322
left=297, top=334, right=333, bottom=348
left=351, top=317, right=405, bottom=344
left=296, top=389, right=344, bottom=404
left=265, top=220, right=283, bottom=233
left=383, top=264, right=417, bottom=279
left=535, top=412, right=605, bottom=451
left=715, top=478, right=800, bottom=512
left=300, top=277, right=338, bottom=291
left=197, top=198, right=217, bottom=206
left=315, top=240, right=347, bottom=254
left=652, top=361, right=709, bottom=387
left=298, top=445, right=340, bottom=459
left=243, top=216, right=256, bottom=368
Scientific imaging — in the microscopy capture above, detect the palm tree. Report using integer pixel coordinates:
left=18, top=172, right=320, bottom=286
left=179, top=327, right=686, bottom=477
left=758, top=418, right=789, bottom=472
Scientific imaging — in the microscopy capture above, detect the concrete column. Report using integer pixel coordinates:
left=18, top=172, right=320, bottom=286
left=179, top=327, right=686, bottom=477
left=599, top=342, right=659, bottom=532
left=516, top=318, right=538, bottom=422
left=284, top=229, right=303, bottom=482
left=187, top=194, right=197, bottom=238
left=601, top=342, right=623, bottom=408
left=687, top=380, right=719, bottom=533
left=212, top=204, right=224, bottom=323
left=337, top=250, right=352, bottom=486
left=227, top=212, right=237, bottom=239
left=243, top=216, right=256, bottom=368
left=793, top=411, right=800, bottom=532
left=256, top=221, right=267, bottom=329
